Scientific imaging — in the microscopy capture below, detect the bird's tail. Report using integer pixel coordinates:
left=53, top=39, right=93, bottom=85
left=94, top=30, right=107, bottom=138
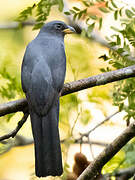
left=29, top=99, right=63, bottom=177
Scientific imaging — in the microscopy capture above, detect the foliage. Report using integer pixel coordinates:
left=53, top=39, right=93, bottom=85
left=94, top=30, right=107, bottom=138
left=98, top=4, right=135, bottom=124
left=64, top=0, right=124, bottom=36
left=17, top=0, right=64, bottom=29
left=122, top=139, right=135, bottom=167
left=103, top=139, right=135, bottom=177
left=0, top=141, right=12, bottom=155
left=64, top=0, right=135, bottom=123
left=103, top=150, right=125, bottom=174
left=0, top=68, right=23, bottom=99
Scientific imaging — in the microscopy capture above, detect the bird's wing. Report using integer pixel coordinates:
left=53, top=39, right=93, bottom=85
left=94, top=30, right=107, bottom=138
left=22, top=50, right=57, bottom=116
left=28, top=60, right=58, bottom=116
left=21, top=38, right=66, bottom=116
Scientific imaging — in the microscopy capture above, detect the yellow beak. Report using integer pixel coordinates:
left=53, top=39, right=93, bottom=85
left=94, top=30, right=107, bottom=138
left=63, top=26, right=76, bottom=34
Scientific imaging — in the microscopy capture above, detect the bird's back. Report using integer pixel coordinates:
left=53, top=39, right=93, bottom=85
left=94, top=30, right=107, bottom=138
left=22, top=34, right=66, bottom=94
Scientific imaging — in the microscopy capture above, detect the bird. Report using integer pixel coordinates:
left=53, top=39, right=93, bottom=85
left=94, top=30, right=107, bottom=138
left=21, top=20, right=75, bottom=177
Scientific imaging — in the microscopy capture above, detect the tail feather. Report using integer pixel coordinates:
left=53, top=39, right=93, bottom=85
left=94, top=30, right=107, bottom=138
left=30, top=99, right=63, bottom=177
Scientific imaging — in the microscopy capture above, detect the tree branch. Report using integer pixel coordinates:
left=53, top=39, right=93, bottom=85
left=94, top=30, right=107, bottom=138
left=77, top=122, right=135, bottom=180
left=0, top=98, right=28, bottom=117
left=0, top=112, right=29, bottom=141
left=0, top=21, right=35, bottom=30
left=0, top=65, right=135, bottom=117
left=80, top=111, right=119, bottom=138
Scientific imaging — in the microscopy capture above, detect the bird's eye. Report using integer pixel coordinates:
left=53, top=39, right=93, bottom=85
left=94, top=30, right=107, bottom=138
left=56, top=24, right=62, bottom=30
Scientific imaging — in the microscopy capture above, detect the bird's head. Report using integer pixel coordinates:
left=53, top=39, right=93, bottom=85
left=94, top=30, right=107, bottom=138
left=40, top=20, right=76, bottom=37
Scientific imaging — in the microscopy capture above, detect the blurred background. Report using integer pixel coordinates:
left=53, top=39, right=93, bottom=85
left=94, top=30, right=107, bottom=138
left=0, top=0, right=134, bottom=180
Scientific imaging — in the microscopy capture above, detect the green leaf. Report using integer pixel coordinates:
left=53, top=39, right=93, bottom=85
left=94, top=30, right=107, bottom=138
left=33, top=22, right=44, bottom=30
left=125, top=9, right=134, bottom=18
left=99, top=17, right=103, bottom=30
left=70, top=9, right=76, bottom=14
left=108, top=6, right=115, bottom=11
left=77, top=9, right=87, bottom=19
left=116, top=35, right=121, bottom=45
left=73, top=13, right=78, bottom=21
left=90, top=2, right=94, bottom=6
left=68, top=94, right=79, bottom=107
left=36, top=15, right=44, bottom=22
left=110, top=26, right=120, bottom=32
left=87, top=23, right=95, bottom=36
left=57, top=0, right=64, bottom=12
left=111, top=0, right=117, bottom=8
left=82, top=1, right=90, bottom=7
left=117, top=48, right=124, bottom=54
left=81, top=28, right=87, bottom=37
left=105, top=1, right=109, bottom=8
left=114, top=10, right=118, bottom=20
left=86, top=17, right=90, bottom=24
left=131, top=7, right=135, bottom=12
left=100, top=67, right=111, bottom=72
left=80, top=110, right=91, bottom=125
left=73, top=7, right=80, bottom=11
left=89, top=15, right=97, bottom=20
left=100, top=68, right=106, bottom=72
left=17, top=5, right=34, bottom=22
left=96, top=0, right=105, bottom=2
left=64, top=11, right=71, bottom=15
left=119, top=7, right=123, bottom=16
left=109, top=41, right=117, bottom=46
left=98, top=7, right=109, bottom=13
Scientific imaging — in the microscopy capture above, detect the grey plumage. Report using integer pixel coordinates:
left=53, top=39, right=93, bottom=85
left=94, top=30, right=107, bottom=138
left=21, top=21, right=75, bottom=177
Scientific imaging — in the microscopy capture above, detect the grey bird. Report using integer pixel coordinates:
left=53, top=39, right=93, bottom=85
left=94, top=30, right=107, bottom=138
left=21, top=21, right=75, bottom=177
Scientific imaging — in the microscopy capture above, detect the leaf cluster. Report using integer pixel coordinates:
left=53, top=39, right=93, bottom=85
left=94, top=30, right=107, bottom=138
left=64, top=0, right=135, bottom=123
left=0, top=68, right=23, bottom=100
left=64, top=0, right=125, bottom=36
left=103, top=140, right=135, bottom=176
left=100, top=9, right=135, bottom=123
left=17, top=0, right=64, bottom=29
left=122, top=140, right=135, bottom=167
left=64, top=1, right=103, bottom=35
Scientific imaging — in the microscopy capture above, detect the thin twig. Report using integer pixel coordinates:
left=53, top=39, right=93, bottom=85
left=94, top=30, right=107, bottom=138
left=0, top=112, right=29, bottom=141
left=77, top=111, right=119, bottom=160
left=82, top=111, right=119, bottom=138
left=70, top=111, right=81, bottom=136
left=88, top=135, right=95, bottom=160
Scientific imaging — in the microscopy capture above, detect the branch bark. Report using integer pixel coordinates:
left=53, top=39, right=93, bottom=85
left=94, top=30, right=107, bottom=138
left=77, top=122, right=135, bottom=180
left=0, top=98, right=28, bottom=116
left=0, top=65, right=135, bottom=117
